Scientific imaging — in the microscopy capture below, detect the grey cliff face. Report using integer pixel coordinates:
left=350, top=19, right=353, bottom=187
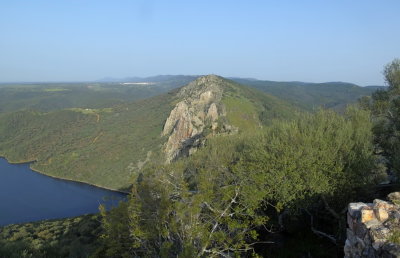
left=162, top=75, right=234, bottom=163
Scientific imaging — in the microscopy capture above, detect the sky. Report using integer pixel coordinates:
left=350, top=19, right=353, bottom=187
left=0, top=1, right=399, bottom=85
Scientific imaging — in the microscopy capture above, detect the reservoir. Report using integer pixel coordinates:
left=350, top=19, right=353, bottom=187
left=0, top=158, right=127, bottom=226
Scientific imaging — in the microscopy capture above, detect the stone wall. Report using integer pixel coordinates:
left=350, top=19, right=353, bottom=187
left=344, top=192, right=400, bottom=257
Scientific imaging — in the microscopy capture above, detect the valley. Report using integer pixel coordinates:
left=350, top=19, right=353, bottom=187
left=0, top=76, right=376, bottom=190
left=2, top=1, right=399, bottom=256
left=0, top=73, right=397, bottom=257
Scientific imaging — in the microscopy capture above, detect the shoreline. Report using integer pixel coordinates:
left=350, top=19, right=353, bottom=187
left=0, top=155, right=130, bottom=195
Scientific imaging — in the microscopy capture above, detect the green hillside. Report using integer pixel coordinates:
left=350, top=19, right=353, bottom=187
left=0, top=76, right=296, bottom=191
left=0, top=214, right=103, bottom=257
left=232, top=78, right=381, bottom=111
left=0, top=92, right=175, bottom=191
left=220, top=78, right=297, bottom=128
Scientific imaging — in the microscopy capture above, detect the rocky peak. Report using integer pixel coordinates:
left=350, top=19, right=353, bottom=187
left=162, top=75, right=235, bottom=163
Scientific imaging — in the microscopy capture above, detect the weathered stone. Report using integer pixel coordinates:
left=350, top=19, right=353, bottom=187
left=354, top=221, right=368, bottom=238
left=348, top=212, right=356, bottom=231
left=362, top=207, right=376, bottom=223
left=375, top=208, right=390, bottom=222
left=345, top=193, right=400, bottom=258
left=372, top=240, right=385, bottom=251
left=372, top=199, right=396, bottom=222
left=382, top=243, right=400, bottom=257
left=206, top=103, right=219, bottom=121
left=370, top=225, right=390, bottom=242
left=344, top=239, right=352, bottom=257
left=365, top=219, right=382, bottom=229
left=349, top=202, right=369, bottom=218
left=374, top=199, right=396, bottom=210
left=347, top=228, right=356, bottom=242
left=392, top=210, right=400, bottom=219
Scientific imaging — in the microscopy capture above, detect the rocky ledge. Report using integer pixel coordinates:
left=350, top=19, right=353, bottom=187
left=344, top=192, right=400, bottom=257
left=162, top=75, right=236, bottom=163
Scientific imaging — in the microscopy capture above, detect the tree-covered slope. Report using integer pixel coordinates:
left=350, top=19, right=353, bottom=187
left=0, top=214, right=102, bottom=257
left=232, top=78, right=382, bottom=111
left=0, top=75, right=296, bottom=190
left=0, top=92, right=174, bottom=191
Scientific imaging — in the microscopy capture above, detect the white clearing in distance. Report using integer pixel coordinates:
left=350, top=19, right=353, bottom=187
left=120, top=82, right=155, bottom=85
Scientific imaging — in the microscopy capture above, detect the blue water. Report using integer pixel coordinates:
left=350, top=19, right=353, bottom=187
left=0, top=158, right=127, bottom=226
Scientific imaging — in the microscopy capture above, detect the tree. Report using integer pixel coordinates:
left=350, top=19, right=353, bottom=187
left=365, top=58, right=400, bottom=181
left=99, top=106, right=378, bottom=256
left=384, top=58, right=400, bottom=94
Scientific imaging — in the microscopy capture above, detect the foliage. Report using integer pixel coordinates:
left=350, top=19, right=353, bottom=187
left=0, top=77, right=297, bottom=191
left=233, top=78, right=381, bottom=112
left=99, top=107, right=377, bottom=256
left=236, top=107, right=377, bottom=211
left=361, top=58, right=400, bottom=182
left=388, top=229, right=400, bottom=245
left=99, top=137, right=269, bottom=257
left=0, top=215, right=102, bottom=258
left=0, top=93, right=174, bottom=190
left=0, top=74, right=382, bottom=256
left=221, top=78, right=298, bottom=128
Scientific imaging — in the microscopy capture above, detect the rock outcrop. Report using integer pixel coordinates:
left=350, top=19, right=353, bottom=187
left=162, top=75, right=236, bottom=163
left=344, top=192, right=400, bottom=257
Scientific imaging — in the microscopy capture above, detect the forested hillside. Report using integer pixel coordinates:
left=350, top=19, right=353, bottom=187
left=0, top=76, right=296, bottom=190
left=233, top=78, right=381, bottom=111
left=1, top=63, right=397, bottom=256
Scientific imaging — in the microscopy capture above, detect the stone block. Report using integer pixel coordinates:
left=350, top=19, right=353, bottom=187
left=375, top=207, right=389, bottom=222
left=349, top=202, right=369, bottom=218
left=392, top=210, right=400, bottom=219
left=374, top=199, right=396, bottom=210
left=347, top=228, right=356, bottom=242
left=354, top=222, right=368, bottom=238
left=365, top=219, right=382, bottom=229
left=348, top=212, right=355, bottom=230
left=370, top=225, right=390, bottom=242
left=362, top=207, right=376, bottom=223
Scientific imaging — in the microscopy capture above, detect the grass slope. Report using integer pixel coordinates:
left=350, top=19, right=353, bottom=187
left=221, top=79, right=297, bottom=130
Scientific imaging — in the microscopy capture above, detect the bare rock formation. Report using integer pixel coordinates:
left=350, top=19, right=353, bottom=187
left=344, top=192, right=400, bottom=257
left=162, top=75, right=235, bottom=163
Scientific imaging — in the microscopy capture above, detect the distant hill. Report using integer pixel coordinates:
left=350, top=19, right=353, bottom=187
left=0, top=75, right=296, bottom=191
left=231, top=78, right=384, bottom=111
left=0, top=76, right=199, bottom=113
left=0, top=75, right=382, bottom=114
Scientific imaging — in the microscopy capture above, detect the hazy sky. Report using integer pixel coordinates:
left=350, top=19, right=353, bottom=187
left=0, top=1, right=399, bottom=85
